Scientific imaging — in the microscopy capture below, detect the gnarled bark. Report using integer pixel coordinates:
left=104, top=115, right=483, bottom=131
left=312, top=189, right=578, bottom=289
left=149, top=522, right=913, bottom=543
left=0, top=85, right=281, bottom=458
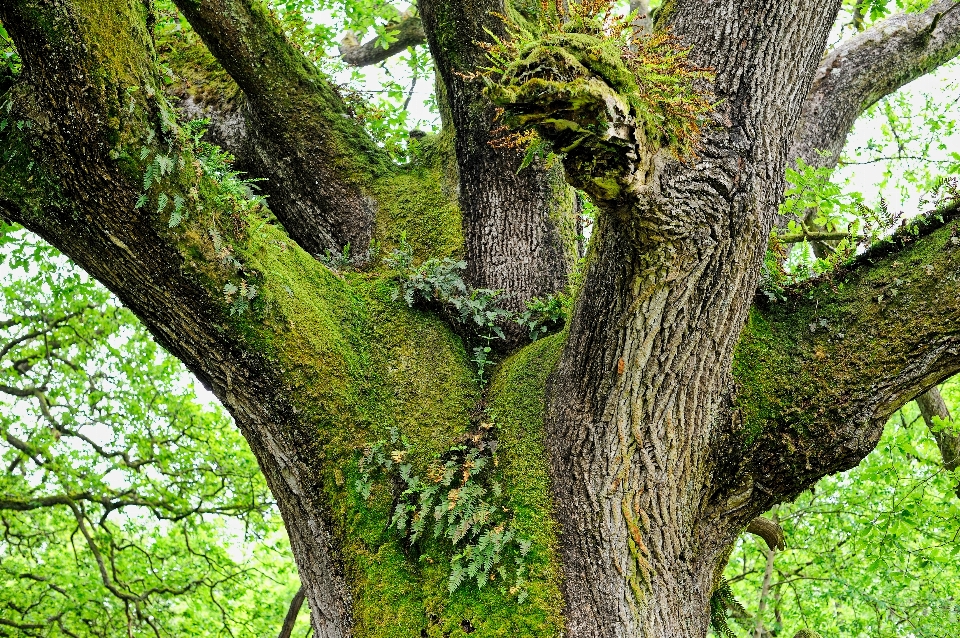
left=541, top=1, right=842, bottom=635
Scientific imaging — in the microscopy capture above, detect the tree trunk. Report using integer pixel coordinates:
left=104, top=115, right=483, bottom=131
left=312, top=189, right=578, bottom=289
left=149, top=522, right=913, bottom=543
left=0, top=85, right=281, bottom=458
left=4, top=1, right=960, bottom=637
left=542, top=2, right=841, bottom=634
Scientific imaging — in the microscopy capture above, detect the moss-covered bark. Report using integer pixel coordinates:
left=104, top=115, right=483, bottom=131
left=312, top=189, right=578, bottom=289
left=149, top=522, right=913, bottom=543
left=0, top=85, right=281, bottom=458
left=732, top=207, right=960, bottom=508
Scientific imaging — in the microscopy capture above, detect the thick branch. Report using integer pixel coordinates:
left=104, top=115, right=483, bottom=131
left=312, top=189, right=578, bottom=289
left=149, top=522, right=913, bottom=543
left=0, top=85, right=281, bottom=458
left=732, top=204, right=960, bottom=512
left=0, top=2, right=354, bottom=634
left=792, top=0, right=960, bottom=168
left=338, top=15, right=426, bottom=67
left=171, top=0, right=391, bottom=257
left=418, top=0, right=579, bottom=338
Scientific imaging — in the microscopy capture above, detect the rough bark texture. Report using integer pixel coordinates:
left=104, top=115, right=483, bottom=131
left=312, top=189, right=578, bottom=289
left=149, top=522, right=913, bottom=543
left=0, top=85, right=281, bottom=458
left=4, top=1, right=960, bottom=637
left=541, top=2, right=842, bottom=635
left=419, top=0, right=579, bottom=337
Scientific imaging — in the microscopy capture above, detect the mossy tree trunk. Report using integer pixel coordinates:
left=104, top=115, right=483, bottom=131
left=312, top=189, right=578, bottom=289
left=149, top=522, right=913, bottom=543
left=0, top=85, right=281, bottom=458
left=2, top=1, right=960, bottom=637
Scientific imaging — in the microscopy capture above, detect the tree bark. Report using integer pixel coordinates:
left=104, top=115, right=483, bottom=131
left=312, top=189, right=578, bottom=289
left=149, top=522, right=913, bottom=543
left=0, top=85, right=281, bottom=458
left=541, top=2, right=842, bottom=635
left=419, top=0, right=579, bottom=338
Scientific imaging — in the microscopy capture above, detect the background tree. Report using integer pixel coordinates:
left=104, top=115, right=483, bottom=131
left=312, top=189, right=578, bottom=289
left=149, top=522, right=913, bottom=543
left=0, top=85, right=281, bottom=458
left=1, top=1, right=960, bottom=637
left=0, top=229, right=306, bottom=637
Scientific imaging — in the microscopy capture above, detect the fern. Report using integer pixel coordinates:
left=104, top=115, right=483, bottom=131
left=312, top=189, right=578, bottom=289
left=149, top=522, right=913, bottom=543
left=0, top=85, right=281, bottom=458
left=710, top=578, right=747, bottom=638
left=355, top=427, right=531, bottom=600
left=387, top=240, right=570, bottom=381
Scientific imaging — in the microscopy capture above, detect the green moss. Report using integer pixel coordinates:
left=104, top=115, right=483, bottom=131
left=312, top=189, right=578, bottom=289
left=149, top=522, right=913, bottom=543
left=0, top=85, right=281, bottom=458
left=155, top=6, right=242, bottom=108
left=484, top=333, right=568, bottom=636
left=372, top=162, right=464, bottom=261
left=735, top=219, right=960, bottom=454
left=182, top=211, right=566, bottom=634
left=227, top=219, right=569, bottom=635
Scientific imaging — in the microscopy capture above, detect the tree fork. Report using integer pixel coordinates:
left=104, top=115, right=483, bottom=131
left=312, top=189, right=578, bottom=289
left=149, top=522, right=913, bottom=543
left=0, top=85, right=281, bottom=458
left=171, top=0, right=392, bottom=259
left=6, top=0, right=960, bottom=637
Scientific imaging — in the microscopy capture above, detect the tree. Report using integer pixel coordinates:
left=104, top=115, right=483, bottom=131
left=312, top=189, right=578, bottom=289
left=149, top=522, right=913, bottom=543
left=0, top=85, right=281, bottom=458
left=1, top=0, right=959, bottom=636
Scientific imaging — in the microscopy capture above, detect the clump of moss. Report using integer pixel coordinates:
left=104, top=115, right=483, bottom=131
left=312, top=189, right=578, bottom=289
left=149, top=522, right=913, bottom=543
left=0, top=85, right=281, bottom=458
left=372, top=164, right=463, bottom=262
left=484, top=0, right=715, bottom=165
left=156, top=10, right=242, bottom=110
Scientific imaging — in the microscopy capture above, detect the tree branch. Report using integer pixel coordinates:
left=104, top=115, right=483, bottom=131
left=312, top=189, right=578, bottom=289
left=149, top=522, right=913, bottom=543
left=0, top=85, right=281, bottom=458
left=171, top=0, right=391, bottom=257
left=0, top=2, right=355, bottom=632
left=338, top=15, right=426, bottom=67
left=277, top=585, right=306, bottom=638
left=730, top=203, right=960, bottom=514
left=417, top=0, right=578, bottom=335
left=915, top=388, right=960, bottom=497
left=791, top=0, right=960, bottom=168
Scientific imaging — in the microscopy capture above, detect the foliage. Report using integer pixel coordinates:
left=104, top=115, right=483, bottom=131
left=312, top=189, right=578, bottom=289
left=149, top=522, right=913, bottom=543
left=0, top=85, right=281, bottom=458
left=516, top=294, right=567, bottom=341
left=266, top=0, right=438, bottom=162
left=835, top=56, right=960, bottom=204
left=354, top=428, right=533, bottom=601
left=710, top=578, right=748, bottom=638
left=134, top=114, right=271, bottom=317
left=0, top=22, right=20, bottom=81
left=385, top=239, right=569, bottom=381
left=0, top=226, right=304, bottom=637
left=720, top=390, right=960, bottom=638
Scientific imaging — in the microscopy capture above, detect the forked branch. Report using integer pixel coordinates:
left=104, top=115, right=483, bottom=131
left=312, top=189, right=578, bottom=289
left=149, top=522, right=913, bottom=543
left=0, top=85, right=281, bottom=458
left=171, top=0, right=391, bottom=258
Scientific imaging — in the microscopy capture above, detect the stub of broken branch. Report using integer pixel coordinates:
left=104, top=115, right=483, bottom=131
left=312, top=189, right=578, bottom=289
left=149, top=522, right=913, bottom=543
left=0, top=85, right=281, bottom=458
left=746, top=516, right=785, bottom=551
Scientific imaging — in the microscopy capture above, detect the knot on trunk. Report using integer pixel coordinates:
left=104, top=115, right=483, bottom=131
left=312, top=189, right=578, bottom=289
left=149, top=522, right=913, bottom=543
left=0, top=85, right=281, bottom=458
left=482, top=18, right=715, bottom=204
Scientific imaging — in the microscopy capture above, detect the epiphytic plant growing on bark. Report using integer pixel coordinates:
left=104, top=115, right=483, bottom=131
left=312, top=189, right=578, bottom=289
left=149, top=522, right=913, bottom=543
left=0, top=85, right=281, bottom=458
left=2, top=0, right=960, bottom=636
